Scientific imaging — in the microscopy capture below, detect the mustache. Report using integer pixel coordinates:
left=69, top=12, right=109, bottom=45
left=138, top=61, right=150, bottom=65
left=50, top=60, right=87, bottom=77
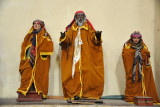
left=78, top=18, right=83, bottom=23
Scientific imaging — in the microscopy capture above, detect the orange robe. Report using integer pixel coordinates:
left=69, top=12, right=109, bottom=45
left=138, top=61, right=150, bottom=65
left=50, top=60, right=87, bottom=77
left=122, top=41, right=159, bottom=103
left=17, top=27, right=53, bottom=98
left=60, top=21, right=104, bottom=99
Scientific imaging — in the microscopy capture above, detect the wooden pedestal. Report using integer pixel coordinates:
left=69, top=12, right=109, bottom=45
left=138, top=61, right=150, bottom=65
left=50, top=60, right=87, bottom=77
left=16, top=91, right=43, bottom=102
left=134, top=96, right=153, bottom=106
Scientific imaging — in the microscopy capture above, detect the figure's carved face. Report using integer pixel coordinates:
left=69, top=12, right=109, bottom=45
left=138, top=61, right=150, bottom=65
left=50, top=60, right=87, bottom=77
left=75, top=13, right=86, bottom=27
left=33, top=21, right=41, bottom=30
left=132, top=37, right=141, bottom=44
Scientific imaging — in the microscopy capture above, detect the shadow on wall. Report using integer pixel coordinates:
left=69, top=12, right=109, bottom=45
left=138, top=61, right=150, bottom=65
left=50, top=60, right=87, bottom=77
left=48, top=53, right=55, bottom=96
left=154, top=0, right=160, bottom=99
left=0, top=51, right=3, bottom=97
left=48, top=46, right=63, bottom=96
left=58, top=47, right=63, bottom=96
left=0, top=39, right=4, bottom=97
left=102, top=43, right=108, bottom=95
left=115, top=55, right=125, bottom=95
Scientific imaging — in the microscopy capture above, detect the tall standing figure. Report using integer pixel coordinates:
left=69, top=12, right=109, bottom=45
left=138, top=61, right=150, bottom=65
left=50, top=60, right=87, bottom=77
left=60, top=11, right=104, bottom=100
left=17, top=19, right=53, bottom=99
left=122, top=31, right=159, bottom=103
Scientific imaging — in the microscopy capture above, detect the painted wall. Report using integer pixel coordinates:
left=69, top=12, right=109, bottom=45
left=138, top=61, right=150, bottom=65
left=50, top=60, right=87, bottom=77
left=154, top=0, right=160, bottom=99
left=0, top=0, right=159, bottom=98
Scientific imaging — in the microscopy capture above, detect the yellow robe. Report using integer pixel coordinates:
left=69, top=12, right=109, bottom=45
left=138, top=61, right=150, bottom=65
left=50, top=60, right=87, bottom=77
left=60, top=21, right=104, bottom=99
left=17, top=27, right=53, bottom=98
left=122, top=41, right=159, bottom=103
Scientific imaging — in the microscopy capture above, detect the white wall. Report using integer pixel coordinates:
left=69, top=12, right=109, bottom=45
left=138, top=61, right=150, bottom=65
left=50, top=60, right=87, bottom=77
left=0, top=0, right=159, bottom=98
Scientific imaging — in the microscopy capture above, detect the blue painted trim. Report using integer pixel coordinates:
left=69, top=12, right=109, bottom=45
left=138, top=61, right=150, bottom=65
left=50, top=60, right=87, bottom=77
left=100, top=95, right=125, bottom=100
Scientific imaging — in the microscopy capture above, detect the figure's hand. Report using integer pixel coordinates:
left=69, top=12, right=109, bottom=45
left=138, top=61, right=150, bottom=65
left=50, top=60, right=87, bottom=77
left=146, top=55, right=150, bottom=66
left=44, top=32, right=50, bottom=39
left=60, top=32, right=65, bottom=39
left=95, top=31, right=102, bottom=41
left=44, top=32, right=48, bottom=36
left=20, top=71, right=23, bottom=75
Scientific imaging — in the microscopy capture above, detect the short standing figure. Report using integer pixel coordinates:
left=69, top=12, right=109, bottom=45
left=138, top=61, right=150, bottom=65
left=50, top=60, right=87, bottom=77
left=17, top=19, right=53, bottom=100
left=122, top=31, right=159, bottom=103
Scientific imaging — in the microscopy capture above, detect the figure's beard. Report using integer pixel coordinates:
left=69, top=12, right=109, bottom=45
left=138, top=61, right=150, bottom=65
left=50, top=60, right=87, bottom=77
left=75, top=18, right=86, bottom=27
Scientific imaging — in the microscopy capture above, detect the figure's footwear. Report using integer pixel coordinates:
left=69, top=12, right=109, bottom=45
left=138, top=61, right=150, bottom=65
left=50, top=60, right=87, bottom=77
left=42, top=97, right=47, bottom=100
left=67, top=98, right=72, bottom=103
left=74, top=96, right=80, bottom=100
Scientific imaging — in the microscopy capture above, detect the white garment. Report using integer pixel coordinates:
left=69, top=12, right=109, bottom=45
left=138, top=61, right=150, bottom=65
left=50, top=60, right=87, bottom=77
left=72, top=27, right=83, bottom=78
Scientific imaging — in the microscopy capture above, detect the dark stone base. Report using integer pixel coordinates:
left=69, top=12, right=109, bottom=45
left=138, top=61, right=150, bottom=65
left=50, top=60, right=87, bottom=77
left=16, top=91, right=43, bottom=102
left=67, top=98, right=103, bottom=104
